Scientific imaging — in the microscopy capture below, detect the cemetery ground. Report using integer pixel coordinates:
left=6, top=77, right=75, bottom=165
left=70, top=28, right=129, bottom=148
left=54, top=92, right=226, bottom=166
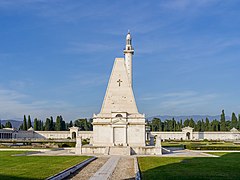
left=0, top=151, right=90, bottom=180
left=138, top=152, right=240, bottom=180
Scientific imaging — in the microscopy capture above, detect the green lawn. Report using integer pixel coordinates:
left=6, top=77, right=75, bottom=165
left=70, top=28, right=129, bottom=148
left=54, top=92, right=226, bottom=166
left=138, top=152, right=240, bottom=180
left=0, top=151, right=91, bottom=180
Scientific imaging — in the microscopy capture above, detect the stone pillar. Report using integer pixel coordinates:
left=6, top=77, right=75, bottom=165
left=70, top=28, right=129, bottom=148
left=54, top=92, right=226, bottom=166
left=123, top=126, right=128, bottom=146
left=150, top=136, right=154, bottom=146
left=111, top=126, right=115, bottom=146
left=90, top=136, right=93, bottom=145
left=75, top=136, right=82, bottom=155
left=155, top=135, right=162, bottom=155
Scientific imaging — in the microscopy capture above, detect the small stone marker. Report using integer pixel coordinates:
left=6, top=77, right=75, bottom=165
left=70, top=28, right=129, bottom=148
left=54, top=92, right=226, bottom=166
left=75, top=136, right=82, bottom=155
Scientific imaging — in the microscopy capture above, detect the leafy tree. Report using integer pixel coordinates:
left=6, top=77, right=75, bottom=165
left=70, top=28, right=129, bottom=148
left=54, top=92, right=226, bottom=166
left=220, top=110, right=226, bottom=131
left=5, top=121, right=12, bottom=128
left=23, top=115, right=27, bottom=130
left=151, top=118, right=161, bottom=131
left=27, top=115, right=32, bottom=129
left=231, top=112, right=238, bottom=129
left=74, top=118, right=92, bottom=131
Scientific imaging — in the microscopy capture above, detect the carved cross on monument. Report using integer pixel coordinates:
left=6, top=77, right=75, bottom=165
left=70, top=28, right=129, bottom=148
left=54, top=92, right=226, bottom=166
left=117, top=79, right=123, bottom=87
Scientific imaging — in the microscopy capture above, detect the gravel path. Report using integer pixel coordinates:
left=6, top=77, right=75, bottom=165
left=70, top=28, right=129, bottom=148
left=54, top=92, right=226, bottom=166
left=65, top=157, right=109, bottom=180
left=110, top=156, right=135, bottom=180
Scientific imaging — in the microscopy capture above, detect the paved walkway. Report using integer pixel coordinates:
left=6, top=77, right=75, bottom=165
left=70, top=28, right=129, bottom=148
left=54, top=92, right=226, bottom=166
left=110, top=156, right=135, bottom=180
left=162, top=149, right=219, bottom=157
left=65, top=157, right=109, bottom=180
left=90, top=156, right=120, bottom=180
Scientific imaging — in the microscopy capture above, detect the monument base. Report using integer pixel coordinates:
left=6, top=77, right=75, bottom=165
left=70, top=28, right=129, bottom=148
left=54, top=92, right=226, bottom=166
left=75, top=145, right=165, bottom=156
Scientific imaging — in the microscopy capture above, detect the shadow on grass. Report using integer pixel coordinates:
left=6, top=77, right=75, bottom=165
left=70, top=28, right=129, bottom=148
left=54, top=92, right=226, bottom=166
left=0, top=175, right=40, bottom=180
left=139, top=152, right=240, bottom=180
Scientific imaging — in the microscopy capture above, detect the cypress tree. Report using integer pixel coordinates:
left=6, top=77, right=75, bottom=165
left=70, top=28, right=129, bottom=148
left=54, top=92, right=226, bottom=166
left=23, top=115, right=27, bottom=130
left=55, top=116, right=61, bottom=131
left=34, top=118, right=38, bottom=130
left=27, top=115, right=32, bottom=129
left=205, top=118, right=210, bottom=131
left=231, top=112, right=238, bottom=129
left=40, top=120, right=44, bottom=131
left=183, top=119, right=190, bottom=127
left=19, top=124, right=23, bottom=130
left=189, top=118, right=195, bottom=128
left=220, top=110, right=226, bottom=131
left=238, top=114, right=240, bottom=130
left=45, top=118, right=51, bottom=131
left=50, top=116, right=54, bottom=130
left=69, top=120, right=73, bottom=128
left=201, top=119, right=205, bottom=131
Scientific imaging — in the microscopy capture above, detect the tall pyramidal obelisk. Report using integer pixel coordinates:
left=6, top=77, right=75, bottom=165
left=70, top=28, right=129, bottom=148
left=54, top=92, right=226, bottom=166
left=92, top=32, right=146, bottom=147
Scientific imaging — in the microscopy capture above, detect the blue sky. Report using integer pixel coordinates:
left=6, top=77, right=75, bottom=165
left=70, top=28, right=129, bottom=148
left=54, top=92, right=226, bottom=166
left=0, top=0, right=240, bottom=121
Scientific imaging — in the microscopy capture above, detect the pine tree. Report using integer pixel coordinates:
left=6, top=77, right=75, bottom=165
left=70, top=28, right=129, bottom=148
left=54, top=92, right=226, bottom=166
left=231, top=112, right=238, bottom=129
left=220, top=110, right=226, bottom=131
left=27, top=115, right=32, bottom=129
left=5, top=121, right=12, bottom=128
left=23, top=115, right=27, bottom=130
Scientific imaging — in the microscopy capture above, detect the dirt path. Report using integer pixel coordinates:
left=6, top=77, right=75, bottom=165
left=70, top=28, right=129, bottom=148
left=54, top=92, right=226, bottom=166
left=110, top=156, right=135, bottom=180
left=65, top=157, right=109, bottom=180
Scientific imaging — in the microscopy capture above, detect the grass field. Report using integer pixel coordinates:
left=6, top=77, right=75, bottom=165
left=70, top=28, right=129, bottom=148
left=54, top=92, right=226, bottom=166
left=0, top=151, right=91, bottom=180
left=162, top=141, right=240, bottom=150
left=138, top=152, right=240, bottom=180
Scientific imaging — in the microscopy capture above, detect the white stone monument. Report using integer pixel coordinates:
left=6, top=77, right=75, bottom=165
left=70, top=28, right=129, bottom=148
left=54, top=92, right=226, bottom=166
left=92, top=32, right=146, bottom=147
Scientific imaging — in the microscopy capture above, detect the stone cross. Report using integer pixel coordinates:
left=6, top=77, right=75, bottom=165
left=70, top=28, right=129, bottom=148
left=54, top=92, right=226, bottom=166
left=117, top=79, right=122, bottom=87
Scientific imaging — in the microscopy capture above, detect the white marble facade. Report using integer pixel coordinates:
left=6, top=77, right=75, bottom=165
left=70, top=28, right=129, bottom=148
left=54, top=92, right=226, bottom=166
left=92, top=32, right=146, bottom=147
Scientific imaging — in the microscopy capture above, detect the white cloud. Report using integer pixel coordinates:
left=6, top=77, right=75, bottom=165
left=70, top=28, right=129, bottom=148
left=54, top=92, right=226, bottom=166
left=0, top=87, right=84, bottom=121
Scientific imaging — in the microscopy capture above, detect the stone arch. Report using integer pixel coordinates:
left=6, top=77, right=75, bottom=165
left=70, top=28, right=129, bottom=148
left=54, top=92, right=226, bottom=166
left=186, top=132, right=190, bottom=140
left=115, top=114, right=123, bottom=117
left=72, top=132, right=76, bottom=139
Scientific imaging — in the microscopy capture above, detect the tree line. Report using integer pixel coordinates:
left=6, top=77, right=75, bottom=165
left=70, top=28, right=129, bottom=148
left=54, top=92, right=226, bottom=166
left=0, top=115, right=93, bottom=131
left=148, top=110, right=240, bottom=132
